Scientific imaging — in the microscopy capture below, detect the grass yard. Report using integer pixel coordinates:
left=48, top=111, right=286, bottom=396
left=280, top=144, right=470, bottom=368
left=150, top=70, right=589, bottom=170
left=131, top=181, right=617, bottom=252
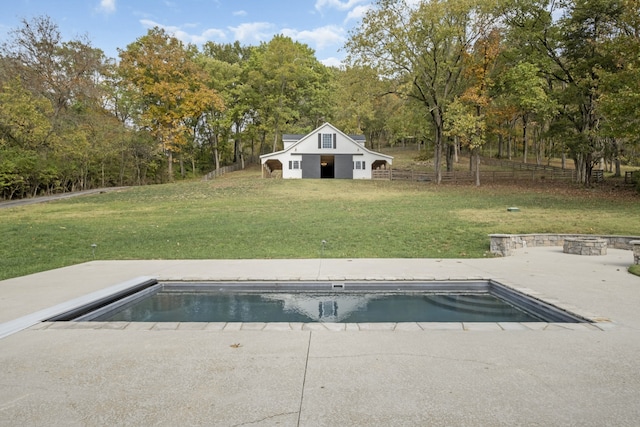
left=1, top=165, right=639, bottom=281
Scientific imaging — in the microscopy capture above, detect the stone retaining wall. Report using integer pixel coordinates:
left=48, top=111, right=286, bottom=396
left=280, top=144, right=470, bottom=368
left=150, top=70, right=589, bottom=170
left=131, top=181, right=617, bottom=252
left=563, top=237, right=607, bottom=256
left=489, top=234, right=640, bottom=257
left=632, top=241, right=640, bottom=265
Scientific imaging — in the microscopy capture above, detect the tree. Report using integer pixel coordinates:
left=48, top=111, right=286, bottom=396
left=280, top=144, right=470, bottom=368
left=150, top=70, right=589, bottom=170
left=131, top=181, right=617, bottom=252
left=453, top=28, right=503, bottom=184
left=347, top=0, right=502, bottom=183
left=0, top=78, right=54, bottom=198
left=333, top=66, right=376, bottom=133
left=118, top=28, right=223, bottom=180
left=504, top=0, right=626, bottom=184
left=200, top=41, right=254, bottom=168
left=245, top=35, right=332, bottom=154
left=196, top=56, right=239, bottom=170
left=0, top=16, right=121, bottom=195
left=597, top=0, right=640, bottom=175
left=497, top=62, right=555, bottom=164
left=444, top=98, right=485, bottom=181
left=1, top=16, right=107, bottom=119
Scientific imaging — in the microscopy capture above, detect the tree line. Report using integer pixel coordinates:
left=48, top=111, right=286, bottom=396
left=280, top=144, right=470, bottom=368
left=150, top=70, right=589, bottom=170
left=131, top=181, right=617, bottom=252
left=1, top=0, right=639, bottom=199
left=347, top=0, right=640, bottom=185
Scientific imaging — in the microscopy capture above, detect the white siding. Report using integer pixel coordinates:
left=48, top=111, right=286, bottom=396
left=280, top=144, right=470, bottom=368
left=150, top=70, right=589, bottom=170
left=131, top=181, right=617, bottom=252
left=352, top=151, right=382, bottom=179
left=281, top=154, right=303, bottom=179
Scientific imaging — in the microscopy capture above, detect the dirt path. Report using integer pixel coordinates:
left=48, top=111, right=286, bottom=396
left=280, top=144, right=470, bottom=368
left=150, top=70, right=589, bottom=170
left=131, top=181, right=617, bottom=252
left=0, top=187, right=130, bottom=209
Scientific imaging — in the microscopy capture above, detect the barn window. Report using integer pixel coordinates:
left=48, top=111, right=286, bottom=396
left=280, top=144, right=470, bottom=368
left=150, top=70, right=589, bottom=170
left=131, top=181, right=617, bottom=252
left=353, top=161, right=366, bottom=170
left=322, top=133, right=333, bottom=149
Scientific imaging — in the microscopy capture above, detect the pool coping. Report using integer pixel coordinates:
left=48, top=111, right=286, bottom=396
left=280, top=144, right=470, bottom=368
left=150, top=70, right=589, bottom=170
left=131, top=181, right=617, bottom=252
left=2, top=275, right=613, bottom=339
left=32, top=320, right=607, bottom=332
left=0, top=276, right=156, bottom=339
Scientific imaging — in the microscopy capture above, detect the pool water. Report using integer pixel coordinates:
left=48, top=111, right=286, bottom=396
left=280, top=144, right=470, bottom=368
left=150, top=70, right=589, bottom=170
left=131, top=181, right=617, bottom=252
left=54, top=281, right=588, bottom=324
left=86, top=290, right=541, bottom=323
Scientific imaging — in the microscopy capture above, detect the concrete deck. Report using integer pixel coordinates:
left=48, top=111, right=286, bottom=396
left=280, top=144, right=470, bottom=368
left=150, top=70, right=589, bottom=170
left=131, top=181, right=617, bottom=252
left=1, top=248, right=639, bottom=426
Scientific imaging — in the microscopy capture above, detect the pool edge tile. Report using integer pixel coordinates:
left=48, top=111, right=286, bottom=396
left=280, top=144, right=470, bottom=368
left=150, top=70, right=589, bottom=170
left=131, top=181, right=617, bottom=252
left=241, top=322, right=267, bottom=331
left=223, top=323, right=243, bottom=331
left=99, top=321, right=129, bottom=330
left=263, top=322, right=293, bottom=331
left=394, top=322, right=423, bottom=331
left=498, top=322, right=533, bottom=331
left=302, top=323, right=328, bottom=331
left=357, top=323, right=396, bottom=331
left=322, top=323, right=346, bottom=331
left=177, top=322, right=208, bottom=331
left=204, top=322, right=227, bottom=331
left=463, top=322, right=504, bottom=331
left=124, top=322, right=156, bottom=330
left=152, top=322, right=179, bottom=331
left=418, top=322, right=464, bottom=331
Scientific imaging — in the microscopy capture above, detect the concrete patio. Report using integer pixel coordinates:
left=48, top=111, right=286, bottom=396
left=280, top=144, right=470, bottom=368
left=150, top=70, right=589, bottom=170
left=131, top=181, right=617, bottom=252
left=1, top=247, right=639, bottom=426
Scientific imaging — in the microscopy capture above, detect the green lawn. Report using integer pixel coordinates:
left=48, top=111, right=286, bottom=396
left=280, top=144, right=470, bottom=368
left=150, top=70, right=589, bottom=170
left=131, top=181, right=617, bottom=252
left=1, top=166, right=639, bottom=280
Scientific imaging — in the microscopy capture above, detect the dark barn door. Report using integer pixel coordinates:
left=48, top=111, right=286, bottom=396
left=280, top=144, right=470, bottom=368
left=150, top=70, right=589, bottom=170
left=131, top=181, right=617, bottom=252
left=301, top=154, right=353, bottom=179
left=334, top=155, right=353, bottom=179
left=301, top=154, right=320, bottom=178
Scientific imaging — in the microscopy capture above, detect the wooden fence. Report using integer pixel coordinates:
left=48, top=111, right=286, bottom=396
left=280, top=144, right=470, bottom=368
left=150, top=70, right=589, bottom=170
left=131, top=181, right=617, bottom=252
left=372, top=156, right=579, bottom=183
left=480, top=157, right=572, bottom=173
left=202, top=163, right=243, bottom=181
left=372, top=168, right=576, bottom=183
left=202, top=156, right=259, bottom=180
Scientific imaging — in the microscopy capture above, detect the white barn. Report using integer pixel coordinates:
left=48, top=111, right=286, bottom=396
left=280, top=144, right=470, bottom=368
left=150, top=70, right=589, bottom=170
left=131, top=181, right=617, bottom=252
left=260, top=123, right=393, bottom=179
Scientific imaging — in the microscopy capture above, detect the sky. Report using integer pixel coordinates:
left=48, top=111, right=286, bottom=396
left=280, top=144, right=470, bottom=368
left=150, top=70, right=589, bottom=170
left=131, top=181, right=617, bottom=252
left=0, top=0, right=373, bottom=67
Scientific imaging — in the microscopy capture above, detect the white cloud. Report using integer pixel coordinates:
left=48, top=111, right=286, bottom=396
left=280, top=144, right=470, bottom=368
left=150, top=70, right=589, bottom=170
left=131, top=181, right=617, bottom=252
left=233, top=10, right=247, bottom=17
left=344, top=4, right=371, bottom=22
left=139, top=19, right=226, bottom=44
left=140, top=19, right=166, bottom=29
left=228, top=22, right=274, bottom=43
left=97, top=0, right=116, bottom=14
left=202, top=28, right=227, bottom=39
left=281, top=25, right=345, bottom=50
left=136, top=16, right=347, bottom=52
left=320, top=56, right=344, bottom=68
left=140, top=19, right=181, bottom=33
left=315, top=0, right=367, bottom=11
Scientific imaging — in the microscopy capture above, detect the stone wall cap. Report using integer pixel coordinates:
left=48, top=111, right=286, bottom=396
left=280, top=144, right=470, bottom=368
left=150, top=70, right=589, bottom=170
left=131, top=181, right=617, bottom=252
left=565, top=237, right=606, bottom=241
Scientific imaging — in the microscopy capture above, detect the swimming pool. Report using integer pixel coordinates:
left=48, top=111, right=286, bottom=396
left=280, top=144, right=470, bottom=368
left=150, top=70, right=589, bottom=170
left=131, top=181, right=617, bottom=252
left=49, top=280, right=589, bottom=323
